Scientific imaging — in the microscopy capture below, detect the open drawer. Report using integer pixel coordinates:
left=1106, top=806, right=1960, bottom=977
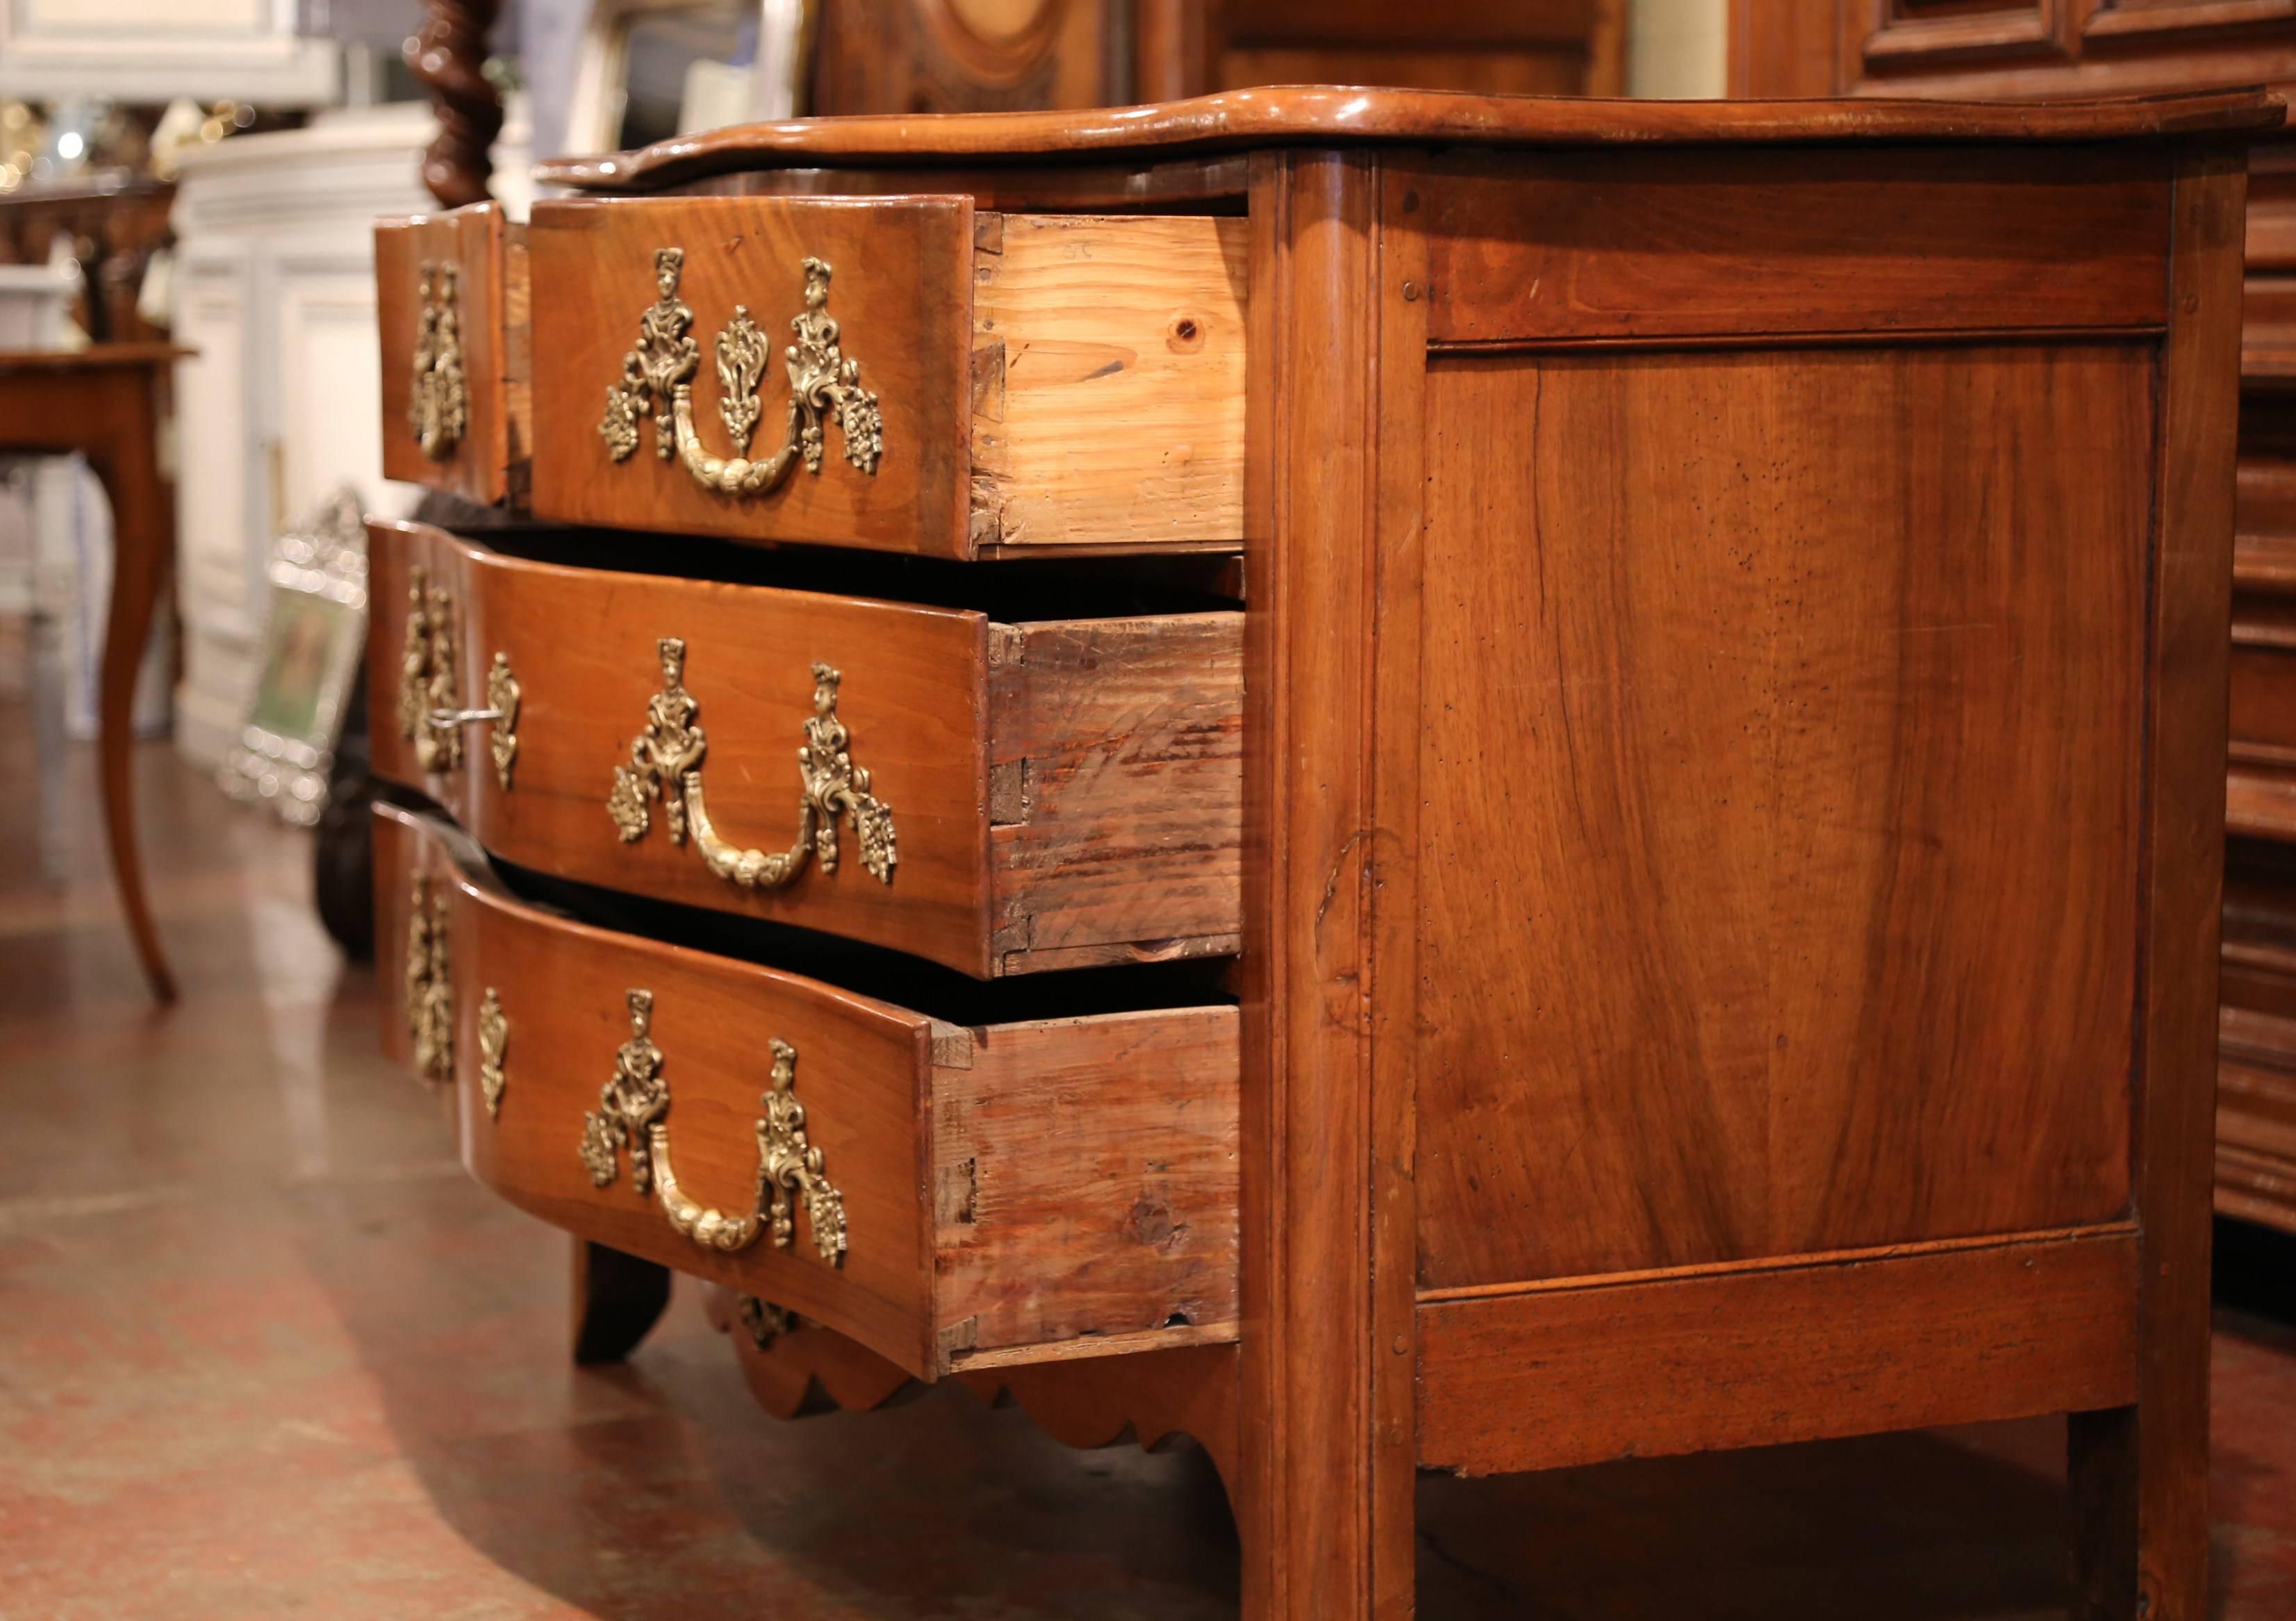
left=367, top=518, right=1241, bottom=978
left=375, top=801, right=1239, bottom=1381
left=525, top=196, right=1246, bottom=559
left=374, top=201, right=529, bottom=508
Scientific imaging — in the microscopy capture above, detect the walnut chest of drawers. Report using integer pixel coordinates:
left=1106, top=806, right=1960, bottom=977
left=368, top=87, right=2277, bottom=1619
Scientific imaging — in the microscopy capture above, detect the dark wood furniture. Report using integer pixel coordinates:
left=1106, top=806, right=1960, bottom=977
left=1729, top=0, right=2296, bottom=1241
left=367, top=88, right=2272, bottom=1617
left=0, top=176, right=175, bottom=345
left=0, top=345, right=185, bottom=1001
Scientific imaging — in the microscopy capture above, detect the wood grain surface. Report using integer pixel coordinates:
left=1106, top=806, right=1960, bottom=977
left=366, top=521, right=1244, bottom=977
left=374, top=201, right=527, bottom=507
left=373, top=803, right=1239, bottom=1381
left=1412, top=340, right=2151, bottom=1289
left=1417, top=1228, right=2141, bottom=1475
left=1423, top=148, right=2170, bottom=345
left=709, top=1293, right=1242, bottom=1489
left=933, top=1010, right=1240, bottom=1365
left=531, top=85, right=2283, bottom=193
left=2063, top=148, right=2244, bottom=1621
left=528, top=195, right=975, bottom=554
left=971, top=213, right=1246, bottom=550
left=987, top=613, right=1243, bottom=973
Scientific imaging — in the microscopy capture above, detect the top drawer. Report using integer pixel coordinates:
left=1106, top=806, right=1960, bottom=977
left=526, top=197, right=1246, bottom=559
left=376, top=201, right=529, bottom=509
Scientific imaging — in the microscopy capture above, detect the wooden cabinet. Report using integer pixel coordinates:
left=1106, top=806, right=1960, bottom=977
left=1732, top=0, right=2296, bottom=1237
left=372, top=88, right=2274, bottom=1618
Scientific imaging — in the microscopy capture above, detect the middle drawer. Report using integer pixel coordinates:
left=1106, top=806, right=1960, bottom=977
left=368, top=520, right=1241, bottom=978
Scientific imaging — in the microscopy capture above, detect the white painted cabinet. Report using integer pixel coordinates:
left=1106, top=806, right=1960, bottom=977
left=170, top=102, right=529, bottom=765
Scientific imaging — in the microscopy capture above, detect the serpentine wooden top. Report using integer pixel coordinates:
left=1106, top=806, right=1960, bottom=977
left=538, top=85, right=2284, bottom=192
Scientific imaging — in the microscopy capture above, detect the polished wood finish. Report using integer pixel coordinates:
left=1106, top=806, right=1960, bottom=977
left=1419, top=1229, right=2141, bottom=1476
left=1423, top=149, right=2171, bottom=345
left=374, top=203, right=529, bottom=509
left=813, top=0, right=1114, bottom=115
left=0, top=345, right=186, bottom=1003
left=528, top=195, right=971, bottom=552
left=1733, top=0, right=2296, bottom=1250
left=803, top=0, right=1624, bottom=118
left=534, top=85, right=2285, bottom=193
left=365, top=521, right=1241, bottom=976
left=527, top=200, right=1244, bottom=557
left=374, top=801, right=1239, bottom=1381
left=1237, top=145, right=1405, bottom=1621
left=2065, top=149, right=2246, bottom=1621
left=1205, top=0, right=1626, bottom=98
left=1413, top=339, right=2149, bottom=1287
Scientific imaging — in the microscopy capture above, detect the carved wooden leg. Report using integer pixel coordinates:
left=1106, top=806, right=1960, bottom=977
left=570, top=1238, right=670, bottom=1364
left=86, top=400, right=176, bottom=1004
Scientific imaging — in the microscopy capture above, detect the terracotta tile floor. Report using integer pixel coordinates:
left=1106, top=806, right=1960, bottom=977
left=1, top=711, right=2293, bottom=1618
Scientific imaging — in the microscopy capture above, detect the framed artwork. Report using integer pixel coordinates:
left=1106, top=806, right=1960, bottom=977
left=217, top=486, right=367, bottom=826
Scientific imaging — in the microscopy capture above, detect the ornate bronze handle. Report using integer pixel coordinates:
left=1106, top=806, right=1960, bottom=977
left=477, top=987, right=508, bottom=1119
left=604, top=639, right=895, bottom=891
left=597, top=249, right=882, bottom=498
left=404, top=871, right=453, bottom=1084
left=408, top=260, right=468, bottom=461
left=577, top=991, right=848, bottom=1265
left=397, top=572, right=519, bottom=789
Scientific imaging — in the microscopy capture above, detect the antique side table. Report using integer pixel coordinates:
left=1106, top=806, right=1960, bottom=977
left=0, top=344, right=184, bottom=1001
left=367, top=89, right=2276, bottom=1618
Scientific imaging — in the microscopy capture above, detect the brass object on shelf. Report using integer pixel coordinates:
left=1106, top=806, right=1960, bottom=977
left=477, top=987, right=507, bottom=1119
left=404, top=871, right=453, bottom=1085
left=577, top=991, right=846, bottom=1263
left=606, top=638, right=897, bottom=890
left=408, top=261, right=468, bottom=461
left=597, top=248, right=883, bottom=495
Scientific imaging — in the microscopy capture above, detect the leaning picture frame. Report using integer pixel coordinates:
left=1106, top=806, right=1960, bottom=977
left=218, top=488, right=368, bottom=826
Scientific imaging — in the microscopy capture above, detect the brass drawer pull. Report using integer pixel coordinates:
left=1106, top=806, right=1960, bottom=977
left=408, top=260, right=468, bottom=462
left=397, top=566, right=463, bottom=774
left=404, top=871, right=452, bottom=1085
left=605, top=638, right=897, bottom=890
left=397, top=568, right=520, bottom=789
left=477, top=987, right=508, bottom=1119
left=597, top=248, right=883, bottom=498
left=577, top=990, right=848, bottom=1264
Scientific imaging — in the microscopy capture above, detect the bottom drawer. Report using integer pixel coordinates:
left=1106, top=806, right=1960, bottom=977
left=374, top=802, right=1238, bottom=1380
